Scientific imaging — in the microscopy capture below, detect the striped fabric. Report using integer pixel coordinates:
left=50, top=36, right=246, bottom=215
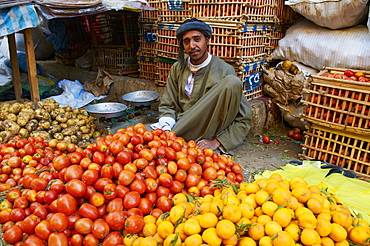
left=0, top=4, right=39, bottom=37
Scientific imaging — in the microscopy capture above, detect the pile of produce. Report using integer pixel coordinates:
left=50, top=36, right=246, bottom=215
left=0, top=99, right=98, bottom=147
left=0, top=123, right=244, bottom=245
left=321, top=69, right=369, bottom=82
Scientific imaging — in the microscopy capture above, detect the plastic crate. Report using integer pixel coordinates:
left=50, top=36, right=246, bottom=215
left=301, top=67, right=370, bottom=135
left=89, top=10, right=139, bottom=49
left=300, top=123, right=370, bottom=178
left=138, top=56, right=159, bottom=81
left=190, top=0, right=278, bottom=23
left=156, top=57, right=176, bottom=86
left=93, top=47, right=139, bottom=75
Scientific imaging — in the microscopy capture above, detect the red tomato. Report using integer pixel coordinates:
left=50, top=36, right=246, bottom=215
left=33, top=205, right=48, bottom=220
left=4, top=225, right=23, bottom=244
left=292, top=133, right=303, bottom=141
left=142, top=166, right=157, bottom=179
left=105, top=210, right=126, bottom=231
left=124, top=215, right=144, bottom=234
left=81, top=170, right=99, bottom=186
left=116, top=151, right=132, bottom=165
left=6, top=188, right=21, bottom=202
left=169, top=180, right=184, bottom=194
left=43, top=190, right=59, bottom=205
left=123, top=191, right=141, bottom=209
left=57, top=194, right=78, bottom=215
left=106, top=198, right=124, bottom=213
left=92, top=218, right=110, bottom=240
left=70, top=234, right=83, bottom=246
left=74, top=218, right=93, bottom=235
left=129, top=179, right=146, bottom=195
left=232, top=163, right=243, bottom=174
left=92, top=151, right=105, bottom=165
left=156, top=196, right=172, bottom=213
left=67, top=213, right=82, bottom=230
left=65, top=179, right=87, bottom=198
left=116, top=184, right=129, bottom=199
left=158, top=172, right=173, bottom=187
left=174, top=169, right=187, bottom=183
left=145, top=192, right=158, bottom=205
left=48, top=232, right=68, bottom=246
left=35, top=220, right=52, bottom=241
left=101, top=164, right=113, bottom=180
left=156, top=186, right=170, bottom=197
left=144, top=178, right=158, bottom=193
left=53, top=155, right=70, bottom=171
left=78, top=203, right=99, bottom=221
left=64, top=165, right=84, bottom=182
left=151, top=208, right=163, bottom=219
left=103, top=184, right=117, bottom=200
left=30, top=178, right=48, bottom=191
left=102, top=231, right=123, bottom=246
left=109, top=140, right=124, bottom=156
left=21, top=215, right=40, bottom=234
left=118, top=169, right=135, bottom=186
left=202, top=167, right=218, bottom=181
left=24, top=234, right=46, bottom=246
left=9, top=208, right=26, bottom=222
left=185, top=173, right=201, bottom=188
left=93, top=178, right=113, bottom=192
left=137, top=197, right=152, bottom=215
left=49, top=213, right=69, bottom=232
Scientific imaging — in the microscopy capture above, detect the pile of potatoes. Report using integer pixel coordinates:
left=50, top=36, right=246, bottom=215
left=0, top=99, right=100, bottom=147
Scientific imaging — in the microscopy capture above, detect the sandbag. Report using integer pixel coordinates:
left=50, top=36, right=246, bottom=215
left=285, top=0, right=369, bottom=30
left=271, top=19, right=370, bottom=71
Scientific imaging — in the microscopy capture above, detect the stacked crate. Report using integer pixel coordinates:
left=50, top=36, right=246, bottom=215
left=300, top=67, right=370, bottom=177
left=88, top=10, right=140, bottom=75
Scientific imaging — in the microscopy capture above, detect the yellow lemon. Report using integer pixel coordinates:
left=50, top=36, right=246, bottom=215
left=262, top=201, right=279, bottom=217
left=184, top=233, right=203, bottom=246
left=258, top=214, right=272, bottom=225
left=163, top=234, right=181, bottom=246
left=210, top=199, right=224, bottom=216
left=174, top=222, right=187, bottom=241
left=248, top=223, right=265, bottom=241
left=239, top=202, right=255, bottom=219
left=216, top=219, right=236, bottom=240
left=239, top=236, right=257, bottom=246
left=157, top=220, right=174, bottom=239
left=169, top=205, right=186, bottom=225
left=138, top=237, right=157, bottom=246
left=300, top=228, right=321, bottom=245
left=271, top=231, right=295, bottom=246
left=222, top=234, right=238, bottom=246
left=255, top=190, right=270, bottom=206
left=315, top=218, right=332, bottom=237
left=172, top=193, right=188, bottom=205
left=273, top=208, right=292, bottom=228
left=329, top=223, right=347, bottom=242
left=184, top=218, right=201, bottom=236
left=284, top=222, right=301, bottom=242
left=202, top=227, right=222, bottom=246
left=199, top=212, right=218, bottom=229
left=222, top=204, right=242, bottom=223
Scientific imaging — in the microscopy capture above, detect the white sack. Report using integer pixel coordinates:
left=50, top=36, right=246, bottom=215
left=285, top=0, right=369, bottom=30
left=271, top=19, right=370, bottom=71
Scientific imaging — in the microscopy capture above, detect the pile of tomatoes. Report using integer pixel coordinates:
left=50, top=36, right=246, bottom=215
left=0, top=123, right=244, bottom=245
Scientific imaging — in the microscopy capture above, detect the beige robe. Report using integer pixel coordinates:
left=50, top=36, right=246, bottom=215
left=159, top=56, right=252, bottom=152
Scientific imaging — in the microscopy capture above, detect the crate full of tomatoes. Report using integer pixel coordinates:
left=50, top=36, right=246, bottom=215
left=0, top=123, right=244, bottom=245
left=301, top=67, right=370, bottom=135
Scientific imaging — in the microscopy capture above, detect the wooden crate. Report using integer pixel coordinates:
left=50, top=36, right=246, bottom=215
left=138, top=56, right=159, bottom=81
left=156, top=57, right=176, bottom=86
left=158, top=0, right=190, bottom=10
left=158, top=9, right=192, bottom=23
left=300, top=123, right=370, bottom=178
left=156, top=23, right=180, bottom=59
left=301, top=67, right=370, bottom=135
left=138, top=23, right=158, bottom=57
left=139, top=0, right=160, bottom=23
left=92, top=47, right=139, bottom=75
left=265, top=25, right=287, bottom=56
left=190, top=0, right=278, bottom=24
left=89, top=10, right=139, bottom=49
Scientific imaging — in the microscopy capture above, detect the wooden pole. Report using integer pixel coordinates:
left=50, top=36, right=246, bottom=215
left=7, top=33, right=22, bottom=100
left=23, top=28, right=40, bottom=102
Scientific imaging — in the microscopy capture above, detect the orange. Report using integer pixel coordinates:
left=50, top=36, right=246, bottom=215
left=329, top=223, right=347, bottom=242
left=238, top=191, right=248, bottom=200
left=177, top=201, right=193, bottom=217
left=269, top=173, right=283, bottom=182
left=209, top=199, right=224, bottom=216
left=174, top=222, right=187, bottom=241
left=317, top=212, right=331, bottom=221
left=163, top=234, right=181, bottom=246
left=255, top=178, right=268, bottom=189
left=172, top=193, right=188, bottom=205
left=272, top=187, right=292, bottom=207
left=143, top=215, right=157, bottom=224
left=265, top=221, right=283, bottom=237
left=139, top=237, right=157, bottom=246
left=222, top=204, right=242, bottom=223
left=306, top=197, right=323, bottom=214
left=238, top=236, right=257, bottom=246
left=272, top=231, right=295, bottom=246
left=199, top=212, right=218, bottom=229
left=321, top=237, right=335, bottom=246
left=184, top=218, right=201, bottom=236
left=236, top=217, right=252, bottom=236
left=308, top=185, right=322, bottom=195
left=288, top=196, right=300, bottom=211
left=259, top=236, right=273, bottom=246
left=142, top=222, right=157, bottom=237
left=248, top=223, right=265, bottom=241
left=216, top=219, right=236, bottom=240
left=315, top=218, right=332, bottom=237
left=289, top=177, right=308, bottom=190
left=262, top=201, right=279, bottom=217
left=291, top=186, right=311, bottom=203
left=273, top=208, right=292, bottom=228
left=241, top=182, right=260, bottom=194
left=294, top=207, right=312, bottom=218
left=157, top=220, right=174, bottom=239
left=334, top=240, right=349, bottom=246
left=202, top=227, right=222, bottom=246
left=255, top=190, right=271, bottom=206
left=284, top=222, right=301, bottom=242
left=348, top=226, right=370, bottom=244
left=199, top=202, right=211, bottom=213
left=223, top=194, right=240, bottom=206
left=153, top=233, right=164, bottom=244
left=352, top=217, right=369, bottom=228
left=331, top=210, right=352, bottom=230
left=279, top=180, right=290, bottom=190
left=123, top=234, right=139, bottom=246
left=258, top=214, right=273, bottom=225
left=169, top=205, right=186, bottom=224
left=300, top=228, right=321, bottom=245
left=184, top=234, right=203, bottom=246
left=222, top=234, right=238, bottom=246
left=202, top=194, right=214, bottom=204
left=264, top=180, right=281, bottom=195
left=255, top=206, right=264, bottom=217
left=297, top=211, right=317, bottom=229
left=239, top=203, right=255, bottom=219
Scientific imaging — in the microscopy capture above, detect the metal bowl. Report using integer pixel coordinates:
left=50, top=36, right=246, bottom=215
left=86, top=102, right=128, bottom=118
left=122, top=90, right=159, bottom=107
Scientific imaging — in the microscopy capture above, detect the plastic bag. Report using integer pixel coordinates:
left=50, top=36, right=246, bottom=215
left=285, top=0, right=369, bottom=29
left=272, top=19, right=370, bottom=70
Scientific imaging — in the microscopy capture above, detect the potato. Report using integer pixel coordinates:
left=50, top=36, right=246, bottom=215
left=20, top=108, right=35, bottom=115
left=0, top=103, right=11, bottom=112
left=50, top=109, right=60, bottom=119
left=70, top=135, right=78, bottom=144
left=60, top=123, right=68, bottom=129
left=23, top=102, right=37, bottom=109
left=78, top=140, right=91, bottom=148
left=81, top=134, right=90, bottom=140
left=76, top=119, right=86, bottom=126
left=43, top=98, right=57, bottom=104
left=48, top=125, right=62, bottom=134
left=17, top=115, right=30, bottom=127
left=8, top=103, right=22, bottom=114
left=30, top=131, right=51, bottom=140
left=65, top=106, right=73, bottom=112
left=72, top=108, right=79, bottom=115
left=53, top=133, right=64, bottom=140
left=39, top=120, right=51, bottom=130
left=65, top=112, right=73, bottom=119
left=61, top=126, right=79, bottom=136
left=25, top=119, right=39, bottom=132
left=56, top=114, right=68, bottom=123
left=35, top=109, right=50, bottom=121
left=0, top=112, right=8, bottom=121
left=6, top=113, right=17, bottom=122
left=66, top=118, right=78, bottom=127
left=0, top=130, right=14, bottom=142
left=18, top=128, right=29, bottom=138
left=80, top=126, right=90, bottom=134
left=2, top=120, right=21, bottom=133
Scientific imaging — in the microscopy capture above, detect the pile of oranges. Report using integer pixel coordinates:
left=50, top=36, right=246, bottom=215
left=123, top=173, right=370, bottom=246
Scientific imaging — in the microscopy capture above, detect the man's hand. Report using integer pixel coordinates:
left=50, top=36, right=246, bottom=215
left=197, top=139, right=220, bottom=150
